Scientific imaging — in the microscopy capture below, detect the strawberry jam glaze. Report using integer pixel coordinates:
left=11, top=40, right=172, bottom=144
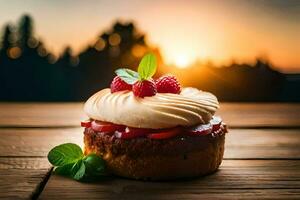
left=81, top=116, right=227, bottom=140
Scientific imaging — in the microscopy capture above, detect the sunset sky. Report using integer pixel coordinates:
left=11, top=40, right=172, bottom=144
left=0, top=0, right=299, bottom=72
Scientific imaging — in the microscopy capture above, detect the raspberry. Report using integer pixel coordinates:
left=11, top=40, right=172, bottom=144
left=110, top=76, right=132, bottom=93
left=132, top=79, right=157, bottom=98
left=156, top=75, right=181, bottom=94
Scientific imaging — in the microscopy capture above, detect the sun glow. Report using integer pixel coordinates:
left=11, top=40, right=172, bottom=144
left=174, top=55, right=191, bottom=68
left=163, top=48, right=205, bottom=69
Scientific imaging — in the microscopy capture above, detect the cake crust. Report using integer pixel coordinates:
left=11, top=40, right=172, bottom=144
left=84, top=127, right=226, bottom=180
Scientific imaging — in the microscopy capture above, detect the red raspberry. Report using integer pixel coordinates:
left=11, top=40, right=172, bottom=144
left=156, top=75, right=181, bottom=94
left=110, top=76, right=132, bottom=93
left=132, top=79, right=157, bottom=98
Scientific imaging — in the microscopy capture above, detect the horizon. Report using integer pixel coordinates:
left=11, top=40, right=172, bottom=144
left=0, top=0, right=299, bottom=73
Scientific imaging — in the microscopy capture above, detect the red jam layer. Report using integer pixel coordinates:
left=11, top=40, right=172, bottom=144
left=81, top=116, right=227, bottom=140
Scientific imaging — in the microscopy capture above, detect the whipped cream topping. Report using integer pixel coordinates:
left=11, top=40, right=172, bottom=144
left=84, top=87, right=219, bottom=129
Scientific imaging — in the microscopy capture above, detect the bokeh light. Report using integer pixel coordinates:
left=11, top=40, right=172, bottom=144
left=94, top=38, right=106, bottom=51
left=108, top=33, right=121, bottom=46
left=27, top=37, right=39, bottom=48
left=7, top=47, right=22, bottom=59
left=131, top=44, right=146, bottom=58
left=37, top=45, right=48, bottom=57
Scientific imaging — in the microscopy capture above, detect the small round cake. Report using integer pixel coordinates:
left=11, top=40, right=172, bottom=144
left=82, top=87, right=227, bottom=180
left=81, top=53, right=227, bottom=180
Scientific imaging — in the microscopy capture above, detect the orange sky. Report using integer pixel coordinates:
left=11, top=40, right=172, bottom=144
left=0, top=0, right=299, bottom=72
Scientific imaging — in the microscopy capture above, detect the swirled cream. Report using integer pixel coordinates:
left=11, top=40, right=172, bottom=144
left=84, top=87, right=219, bottom=129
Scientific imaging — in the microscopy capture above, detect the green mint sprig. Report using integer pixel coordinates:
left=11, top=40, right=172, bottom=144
left=115, top=53, right=157, bottom=84
left=48, top=143, right=107, bottom=181
left=115, top=68, right=139, bottom=84
left=138, top=53, right=157, bottom=80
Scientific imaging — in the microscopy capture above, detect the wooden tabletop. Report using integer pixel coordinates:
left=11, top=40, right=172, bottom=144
left=0, top=103, right=299, bottom=199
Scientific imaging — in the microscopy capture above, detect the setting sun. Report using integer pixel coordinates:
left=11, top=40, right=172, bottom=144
left=174, top=55, right=191, bottom=68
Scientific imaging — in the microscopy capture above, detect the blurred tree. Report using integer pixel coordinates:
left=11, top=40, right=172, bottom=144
left=0, top=25, right=13, bottom=51
left=13, top=15, right=36, bottom=100
left=78, top=40, right=111, bottom=99
left=76, top=21, right=157, bottom=100
left=110, top=22, right=147, bottom=69
left=18, top=14, right=34, bottom=49
left=0, top=24, right=14, bottom=99
left=56, top=47, right=80, bottom=100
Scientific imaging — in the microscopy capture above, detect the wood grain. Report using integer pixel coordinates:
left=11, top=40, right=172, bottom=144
left=225, top=129, right=300, bottom=159
left=0, top=157, right=50, bottom=200
left=0, top=128, right=83, bottom=157
left=39, top=160, right=300, bottom=200
left=0, top=103, right=300, bottom=128
left=217, top=103, right=300, bottom=128
left=0, top=128, right=299, bottom=159
left=41, top=188, right=300, bottom=200
left=0, top=103, right=85, bottom=127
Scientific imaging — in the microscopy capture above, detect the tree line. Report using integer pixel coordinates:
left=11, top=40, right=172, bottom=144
left=0, top=15, right=155, bottom=101
left=0, top=14, right=299, bottom=102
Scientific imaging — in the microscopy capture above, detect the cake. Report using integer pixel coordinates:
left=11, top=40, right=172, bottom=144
left=81, top=53, right=227, bottom=180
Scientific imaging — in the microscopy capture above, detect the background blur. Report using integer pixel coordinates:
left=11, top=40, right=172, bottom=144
left=0, top=0, right=299, bottom=102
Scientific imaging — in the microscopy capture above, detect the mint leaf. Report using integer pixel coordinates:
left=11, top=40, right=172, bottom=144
left=115, top=68, right=139, bottom=84
left=48, top=143, right=108, bottom=181
left=54, top=159, right=87, bottom=181
left=48, top=143, right=83, bottom=166
left=72, top=160, right=86, bottom=180
left=54, top=162, right=75, bottom=176
left=84, top=153, right=106, bottom=176
left=138, top=53, right=157, bottom=80
left=55, top=160, right=85, bottom=180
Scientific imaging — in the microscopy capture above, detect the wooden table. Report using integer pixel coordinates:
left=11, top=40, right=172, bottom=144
left=0, top=103, right=300, bottom=199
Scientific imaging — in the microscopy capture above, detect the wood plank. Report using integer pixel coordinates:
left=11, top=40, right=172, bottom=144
left=0, top=128, right=83, bottom=157
left=0, top=157, right=50, bottom=200
left=0, top=103, right=300, bottom=128
left=225, top=129, right=300, bottom=159
left=0, top=103, right=85, bottom=127
left=39, top=189, right=300, bottom=200
left=217, top=103, right=300, bottom=128
left=39, top=160, right=300, bottom=200
left=41, top=188, right=300, bottom=200
left=1, top=128, right=299, bottom=159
